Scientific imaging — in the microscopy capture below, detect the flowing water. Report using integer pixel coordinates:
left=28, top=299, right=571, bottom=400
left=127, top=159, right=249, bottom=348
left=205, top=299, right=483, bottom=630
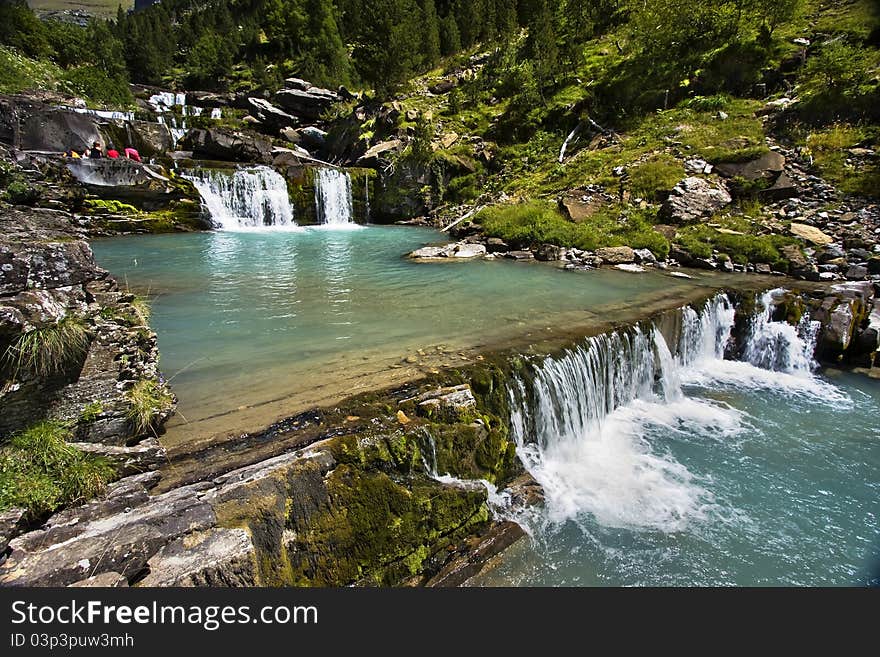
left=477, top=291, right=880, bottom=586
left=183, top=166, right=297, bottom=229
left=91, top=227, right=702, bottom=445
left=314, top=167, right=355, bottom=226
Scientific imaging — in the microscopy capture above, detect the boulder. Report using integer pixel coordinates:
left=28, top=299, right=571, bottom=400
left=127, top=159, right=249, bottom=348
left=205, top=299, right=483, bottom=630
left=356, top=139, right=401, bottom=167
left=485, top=237, right=509, bottom=253
left=559, top=192, right=609, bottom=223
left=452, top=243, right=487, bottom=259
left=299, top=126, right=328, bottom=149
left=410, top=384, right=478, bottom=423
left=70, top=438, right=166, bottom=477
left=428, top=80, right=457, bottom=95
left=823, top=300, right=855, bottom=351
left=846, top=265, right=868, bottom=280
left=274, top=86, right=341, bottom=121
left=595, top=246, right=635, bottom=264
left=246, top=97, right=298, bottom=131
left=715, top=151, right=785, bottom=181
left=535, top=244, right=562, bottom=261
left=633, top=248, right=657, bottom=264
left=179, top=128, right=273, bottom=164
left=758, top=172, right=799, bottom=201
left=780, top=244, right=808, bottom=271
left=789, top=222, right=834, bottom=246
left=660, top=177, right=732, bottom=223
left=0, top=96, right=100, bottom=152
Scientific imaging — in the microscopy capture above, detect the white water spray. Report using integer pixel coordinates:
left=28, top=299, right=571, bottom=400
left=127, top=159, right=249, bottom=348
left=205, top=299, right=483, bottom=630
left=507, top=292, right=846, bottom=534
left=184, top=166, right=297, bottom=230
left=314, top=168, right=355, bottom=226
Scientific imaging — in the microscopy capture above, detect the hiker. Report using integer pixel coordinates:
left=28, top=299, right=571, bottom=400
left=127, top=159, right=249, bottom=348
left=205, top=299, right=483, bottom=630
left=106, top=145, right=120, bottom=159
left=65, top=148, right=80, bottom=159
left=124, top=146, right=142, bottom=162
left=88, top=141, right=103, bottom=158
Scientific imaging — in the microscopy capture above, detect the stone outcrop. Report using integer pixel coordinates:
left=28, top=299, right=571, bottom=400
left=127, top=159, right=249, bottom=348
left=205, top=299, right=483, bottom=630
left=1, top=373, right=528, bottom=588
left=274, top=81, right=342, bottom=121
left=179, top=128, right=273, bottom=164
left=0, top=205, right=173, bottom=469
left=660, top=177, right=732, bottom=223
left=247, top=98, right=299, bottom=132
left=409, top=242, right=487, bottom=260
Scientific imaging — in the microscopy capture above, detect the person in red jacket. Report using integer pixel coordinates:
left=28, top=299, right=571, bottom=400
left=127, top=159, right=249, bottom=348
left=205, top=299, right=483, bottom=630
left=124, top=147, right=142, bottom=162
left=106, top=145, right=120, bottom=159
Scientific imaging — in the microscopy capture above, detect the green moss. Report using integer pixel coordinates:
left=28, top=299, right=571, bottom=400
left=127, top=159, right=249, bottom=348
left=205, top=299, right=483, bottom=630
left=628, top=154, right=685, bottom=201
left=803, top=124, right=880, bottom=198
left=285, top=465, right=488, bottom=586
left=676, top=224, right=798, bottom=269
left=77, top=402, right=104, bottom=424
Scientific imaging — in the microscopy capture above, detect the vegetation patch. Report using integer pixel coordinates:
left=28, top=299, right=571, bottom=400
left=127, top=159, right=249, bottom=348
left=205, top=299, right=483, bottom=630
left=3, top=315, right=91, bottom=380
left=477, top=201, right=670, bottom=258
left=125, top=379, right=174, bottom=437
left=0, top=421, right=114, bottom=519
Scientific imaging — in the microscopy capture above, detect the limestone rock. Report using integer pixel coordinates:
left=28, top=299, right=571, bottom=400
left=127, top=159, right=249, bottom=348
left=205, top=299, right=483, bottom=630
left=715, top=151, right=785, bottom=181
left=274, top=85, right=341, bottom=121
left=823, top=300, right=856, bottom=351
left=137, top=529, right=257, bottom=587
left=410, top=384, right=477, bottom=422
left=660, top=177, right=732, bottom=223
left=790, top=222, right=834, bottom=246
left=0, top=507, right=26, bottom=555
left=179, top=128, right=273, bottom=164
left=247, top=97, right=298, bottom=131
left=595, top=246, right=635, bottom=264
left=69, top=572, right=128, bottom=587
left=356, top=139, right=401, bottom=167
left=535, top=244, right=562, bottom=261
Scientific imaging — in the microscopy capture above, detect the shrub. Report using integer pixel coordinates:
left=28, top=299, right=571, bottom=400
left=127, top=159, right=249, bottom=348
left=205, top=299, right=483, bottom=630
left=4, top=315, right=91, bottom=379
left=3, top=180, right=38, bottom=205
left=0, top=421, right=114, bottom=518
left=628, top=155, right=685, bottom=201
left=61, top=65, right=133, bottom=107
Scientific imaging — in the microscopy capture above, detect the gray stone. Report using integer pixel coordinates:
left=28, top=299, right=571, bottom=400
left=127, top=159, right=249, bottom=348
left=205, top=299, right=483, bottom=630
left=179, top=128, right=273, bottom=164
left=824, top=300, right=855, bottom=351
left=137, top=528, right=257, bottom=587
left=633, top=248, right=657, bottom=264
left=660, top=177, right=732, bottom=223
left=846, top=265, right=868, bottom=280
left=0, top=508, right=26, bottom=555
left=247, top=97, right=298, bottom=131
left=409, top=245, right=449, bottom=259
left=274, top=86, right=341, bottom=120
left=69, top=572, right=128, bottom=587
left=409, top=384, right=477, bottom=422
left=70, top=439, right=167, bottom=477
left=535, top=244, right=562, bottom=261
left=756, top=263, right=772, bottom=274
left=595, top=246, right=635, bottom=264
left=715, top=151, right=785, bottom=181
left=356, top=139, right=401, bottom=167
left=452, top=243, right=486, bottom=259
left=485, top=237, right=509, bottom=253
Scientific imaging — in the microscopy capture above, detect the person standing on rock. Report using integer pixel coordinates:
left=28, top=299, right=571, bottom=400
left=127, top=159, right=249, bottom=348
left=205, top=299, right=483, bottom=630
left=88, top=141, right=104, bottom=158
left=106, top=145, right=120, bottom=159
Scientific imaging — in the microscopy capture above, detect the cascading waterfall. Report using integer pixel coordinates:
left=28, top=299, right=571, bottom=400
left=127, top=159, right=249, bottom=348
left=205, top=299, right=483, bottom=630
left=314, top=167, right=355, bottom=226
left=741, top=289, right=820, bottom=375
left=183, top=166, right=297, bottom=230
left=507, top=291, right=846, bottom=533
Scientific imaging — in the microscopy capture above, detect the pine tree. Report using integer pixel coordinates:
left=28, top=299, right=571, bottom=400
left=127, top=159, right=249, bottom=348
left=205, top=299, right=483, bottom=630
left=524, top=0, right=559, bottom=90
left=420, top=0, right=442, bottom=68
left=440, top=13, right=461, bottom=55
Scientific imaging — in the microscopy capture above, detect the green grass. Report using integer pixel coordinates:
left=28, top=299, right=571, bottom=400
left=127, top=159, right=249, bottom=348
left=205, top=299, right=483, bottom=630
left=125, top=379, right=174, bottom=436
left=803, top=124, right=880, bottom=197
left=675, top=224, right=799, bottom=268
left=3, top=315, right=91, bottom=380
left=628, top=154, right=686, bottom=201
left=476, top=200, right=670, bottom=259
left=0, top=420, right=114, bottom=518
left=0, top=45, right=65, bottom=95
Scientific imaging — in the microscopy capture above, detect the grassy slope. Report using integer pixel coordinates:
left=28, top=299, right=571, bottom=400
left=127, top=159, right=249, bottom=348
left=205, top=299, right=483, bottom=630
left=27, top=0, right=133, bottom=20
left=390, top=1, right=877, bottom=267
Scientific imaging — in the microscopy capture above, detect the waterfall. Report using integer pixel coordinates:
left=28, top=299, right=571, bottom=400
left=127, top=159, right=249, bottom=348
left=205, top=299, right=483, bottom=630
left=314, top=168, right=354, bottom=226
left=507, top=291, right=845, bottom=532
left=183, top=166, right=297, bottom=230
left=741, top=289, right=819, bottom=375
